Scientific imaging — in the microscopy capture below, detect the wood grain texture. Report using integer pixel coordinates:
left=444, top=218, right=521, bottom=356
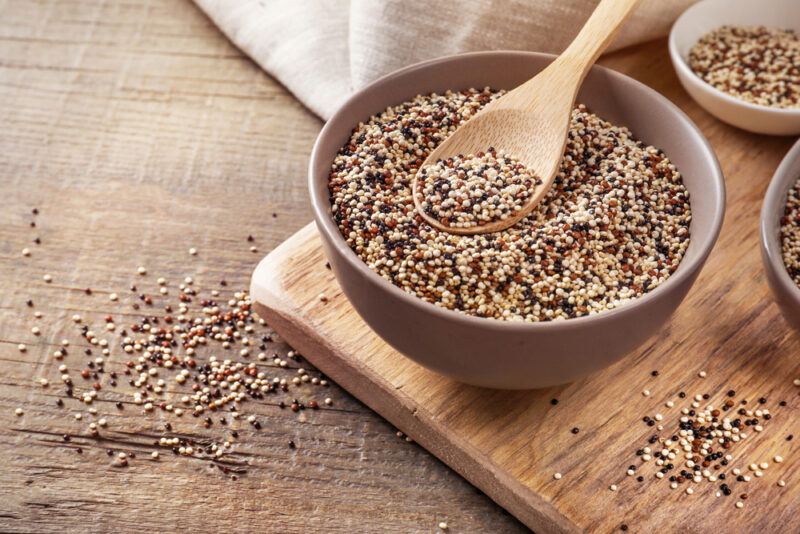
left=251, top=43, right=800, bottom=534
left=0, top=0, right=524, bottom=532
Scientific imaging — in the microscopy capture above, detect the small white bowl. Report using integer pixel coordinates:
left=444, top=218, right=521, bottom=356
left=669, top=0, right=800, bottom=135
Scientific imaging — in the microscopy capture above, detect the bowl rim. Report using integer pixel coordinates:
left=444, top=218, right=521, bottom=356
left=761, top=137, right=800, bottom=303
left=668, top=0, right=800, bottom=118
left=309, top=50, right=726, bottom=332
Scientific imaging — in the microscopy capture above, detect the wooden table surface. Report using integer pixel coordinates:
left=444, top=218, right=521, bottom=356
left=0, top=1, right=795, bottom=533
left=0, top=0, right=524, bottom=532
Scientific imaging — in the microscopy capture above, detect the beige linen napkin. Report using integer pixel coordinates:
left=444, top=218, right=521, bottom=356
left=194, top=0, right=698, bottom=119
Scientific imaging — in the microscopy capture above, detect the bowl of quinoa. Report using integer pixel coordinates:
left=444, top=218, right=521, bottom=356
left=669, top=0, right=800, bottom=135
left=761, top=138, right=800, bottom=331
left=309, top=51, right=725, bottom=389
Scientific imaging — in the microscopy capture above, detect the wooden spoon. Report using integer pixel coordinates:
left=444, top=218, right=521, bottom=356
left=412, top=0, right=641, bottom=235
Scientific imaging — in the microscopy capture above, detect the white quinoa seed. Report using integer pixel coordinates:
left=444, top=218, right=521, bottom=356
left=43, top=274, right=52, bottom=283
left=22, top=248, right=31, bottom=256
left=553, top=472, right=562, bottom=480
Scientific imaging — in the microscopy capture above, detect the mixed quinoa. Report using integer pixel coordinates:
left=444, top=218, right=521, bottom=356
left=415, top=150, right=540, bottom=230
left=328, top=88, right=692, bottom=321
left=689, top=25, right=800, bottom=109
left=781, top=177, right=800, bottom=286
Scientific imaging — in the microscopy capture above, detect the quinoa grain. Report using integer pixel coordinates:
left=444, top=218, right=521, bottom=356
left=328, top=90, right=691, bottom=321
left=689, top=26, right=800, bottom=109
left=781, top=177, right=800, bottom=286
left=415, top=149, right=540, bottom=229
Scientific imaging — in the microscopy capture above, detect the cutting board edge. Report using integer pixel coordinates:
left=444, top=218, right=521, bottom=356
left=250, top=223, right=580, bottom=534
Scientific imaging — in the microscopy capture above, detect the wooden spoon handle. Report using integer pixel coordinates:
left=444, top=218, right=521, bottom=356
left=556, top=0, right=641, bottom=79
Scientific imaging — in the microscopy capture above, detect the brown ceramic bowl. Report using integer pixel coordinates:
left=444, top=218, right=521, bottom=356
left=761, top=138, right=800, bottom=331
left=309, top=51, right=726, bottom=389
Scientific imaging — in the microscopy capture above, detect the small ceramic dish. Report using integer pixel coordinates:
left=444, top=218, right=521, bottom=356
left=761, top=138, right=800, bottom=330
left=304, top=51, right=726, bottom=389
left=669, top=0, right=800, bottom=135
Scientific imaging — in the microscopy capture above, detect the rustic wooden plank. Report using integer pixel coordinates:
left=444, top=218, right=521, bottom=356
left=0, top=0, right=524, bottom=532
left=249, top=41, right=800, bottom=534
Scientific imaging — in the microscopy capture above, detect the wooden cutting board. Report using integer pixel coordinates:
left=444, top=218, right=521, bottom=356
left=250, top=42, right=799, bottom=534
left=252, top=220, right=799, bottom=533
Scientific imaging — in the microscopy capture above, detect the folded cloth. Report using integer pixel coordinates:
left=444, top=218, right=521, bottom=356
left=194, top=0, right=697, bottom=120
